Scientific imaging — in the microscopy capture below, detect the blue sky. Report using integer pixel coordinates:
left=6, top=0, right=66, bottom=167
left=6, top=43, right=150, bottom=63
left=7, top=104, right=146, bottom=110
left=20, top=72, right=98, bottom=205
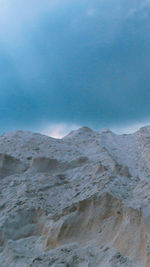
left=0, top=0, right=150, bottom=137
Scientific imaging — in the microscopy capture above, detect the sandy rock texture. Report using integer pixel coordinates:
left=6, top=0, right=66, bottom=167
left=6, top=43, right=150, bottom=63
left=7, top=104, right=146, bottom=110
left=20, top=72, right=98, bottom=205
left=0, top=126, right=150, bottom=266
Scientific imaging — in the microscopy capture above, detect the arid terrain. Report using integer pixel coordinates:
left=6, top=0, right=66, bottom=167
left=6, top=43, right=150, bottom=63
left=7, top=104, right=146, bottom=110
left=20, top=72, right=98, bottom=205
left=0, top=126, right=150, bottom=266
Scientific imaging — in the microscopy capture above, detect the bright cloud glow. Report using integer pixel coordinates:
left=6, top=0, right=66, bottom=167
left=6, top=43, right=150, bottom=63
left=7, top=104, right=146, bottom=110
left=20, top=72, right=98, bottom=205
left=41, top=123, right=80, bottom=138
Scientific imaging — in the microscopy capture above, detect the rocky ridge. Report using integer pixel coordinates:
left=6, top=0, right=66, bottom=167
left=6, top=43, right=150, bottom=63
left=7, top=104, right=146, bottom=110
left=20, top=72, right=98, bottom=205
left=0, top=126, right=150, bottom=266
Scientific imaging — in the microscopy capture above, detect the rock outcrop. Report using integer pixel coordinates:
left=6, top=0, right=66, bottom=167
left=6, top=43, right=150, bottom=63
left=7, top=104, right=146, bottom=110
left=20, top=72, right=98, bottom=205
left=0, top=126, right=150, bottom=266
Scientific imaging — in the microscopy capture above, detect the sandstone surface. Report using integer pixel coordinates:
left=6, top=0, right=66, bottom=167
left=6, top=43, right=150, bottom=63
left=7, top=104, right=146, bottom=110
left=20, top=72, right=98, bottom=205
left=0, top=127, right=150, bottom=266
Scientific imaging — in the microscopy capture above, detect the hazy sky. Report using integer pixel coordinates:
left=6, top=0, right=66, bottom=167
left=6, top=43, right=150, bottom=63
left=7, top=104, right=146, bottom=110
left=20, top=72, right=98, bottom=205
left=0, top=0, right=150, bottom=137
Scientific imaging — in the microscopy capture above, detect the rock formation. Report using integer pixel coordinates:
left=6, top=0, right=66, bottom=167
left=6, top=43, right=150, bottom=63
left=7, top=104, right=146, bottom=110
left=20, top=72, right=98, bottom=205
left=0, top=126, right=150, bottom=266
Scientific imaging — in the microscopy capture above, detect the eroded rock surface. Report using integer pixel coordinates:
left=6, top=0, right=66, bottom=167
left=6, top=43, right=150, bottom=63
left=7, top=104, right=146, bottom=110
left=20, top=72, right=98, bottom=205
left=0, top=153, right=28, bottom=178
left=1, top=126, right=150, bottom=266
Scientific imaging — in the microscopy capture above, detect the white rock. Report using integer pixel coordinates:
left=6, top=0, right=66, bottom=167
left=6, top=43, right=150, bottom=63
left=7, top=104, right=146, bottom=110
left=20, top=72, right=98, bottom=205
left=0, top=126, right=150, bottom=266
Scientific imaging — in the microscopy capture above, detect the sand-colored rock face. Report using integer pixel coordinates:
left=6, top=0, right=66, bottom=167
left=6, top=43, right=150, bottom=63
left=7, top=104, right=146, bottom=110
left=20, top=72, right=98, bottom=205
left=44, top=192, right=147, bottom=265
left=1, top=127, right=150, bottom=266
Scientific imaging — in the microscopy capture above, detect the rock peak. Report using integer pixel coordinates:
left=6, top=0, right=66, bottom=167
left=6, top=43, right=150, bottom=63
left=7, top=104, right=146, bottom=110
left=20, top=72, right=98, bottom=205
left=64, top=126, right=93, bottom=139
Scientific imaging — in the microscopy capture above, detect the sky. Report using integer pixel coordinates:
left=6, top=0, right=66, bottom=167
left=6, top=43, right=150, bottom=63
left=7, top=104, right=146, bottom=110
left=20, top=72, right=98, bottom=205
left=0, top=0, right=150, bottom=137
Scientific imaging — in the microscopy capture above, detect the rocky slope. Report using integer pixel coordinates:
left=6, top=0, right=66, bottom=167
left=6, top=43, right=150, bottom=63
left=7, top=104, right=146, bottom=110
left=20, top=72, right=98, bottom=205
left=0, top=126, right=150, bottom=266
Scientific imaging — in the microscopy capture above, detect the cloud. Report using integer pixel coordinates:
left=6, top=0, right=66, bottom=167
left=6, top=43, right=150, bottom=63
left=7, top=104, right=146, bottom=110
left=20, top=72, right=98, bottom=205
left=0, top=0, right=150, bottom=134
left=41, top=123, right=80, bottom=138
left=86, top=8, right=97, bottom=17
